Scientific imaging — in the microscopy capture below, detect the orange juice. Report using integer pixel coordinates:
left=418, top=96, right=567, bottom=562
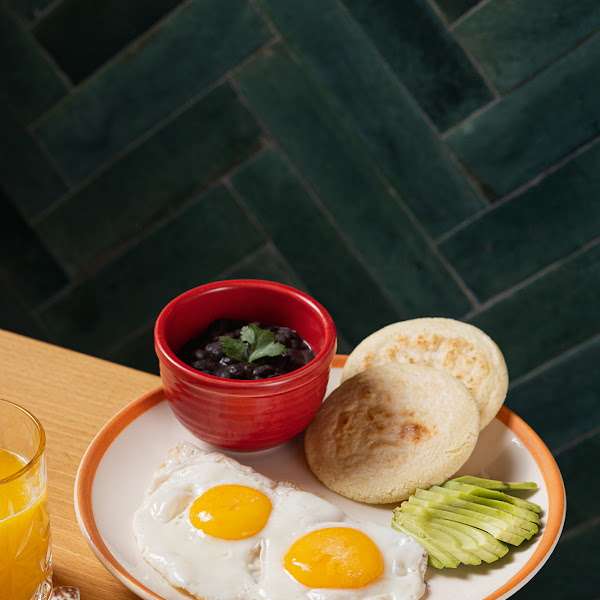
left=0, top=446, right=52, bottom=600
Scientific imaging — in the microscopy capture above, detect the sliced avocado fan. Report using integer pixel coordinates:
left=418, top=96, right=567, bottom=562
left=391, top=475, right=541, bottom=569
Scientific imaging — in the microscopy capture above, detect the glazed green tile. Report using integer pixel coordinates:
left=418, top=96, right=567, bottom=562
left=6, top=0, right=55, bottom=21
left=0, top=101, right=67, bottom=220
left=106, top=243, right=310, bottom=374
left=0, top=5, right=66, bottom=123
left=510, top=520, right=600, bottom=600
left=34, top=83, right=263, bottom=277
left=469, top=243, right=600, bottom=379
left=0, top=278, right=50, bottom=341
left=507, top=337, right=600, bottom=452
left=433, top=0, right=480, bottom=22
left=32, top=0, right=181, bottom=83
left=454, top=0, right=600, bottom=93
left=555, top=431, right=600, bottom=530
left=440, top=139, right=600, bottom=301
left=254, top=0, right=484, bottom=237
left=236, top=43, right=471, bottom=319
left=0, top=190, right=68, bottom=306
left=446, top=34, right=600, bottom=197
left=219, top=243, right=307, bottom=292
left=339, top=0, right=493, bottom=131
left=34, top=0, right=271, bottom=184
left=219, top=242, right=353, bottom=355
left=105, top=326, right=159, bottom=374
left=39, top=186, right=263, bottom=355
left=231, top=147, right=403, bottom=345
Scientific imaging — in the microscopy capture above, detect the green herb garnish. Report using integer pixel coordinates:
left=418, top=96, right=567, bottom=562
left=220, top=323, right=286, bottom=363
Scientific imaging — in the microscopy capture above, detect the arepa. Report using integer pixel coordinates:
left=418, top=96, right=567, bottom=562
left=304, top=363, right=480, bottom=504
left=341, top=318, right=508, bottom=430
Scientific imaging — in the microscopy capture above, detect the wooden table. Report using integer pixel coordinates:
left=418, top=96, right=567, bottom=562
left=0, top=329, right=160, bottom=599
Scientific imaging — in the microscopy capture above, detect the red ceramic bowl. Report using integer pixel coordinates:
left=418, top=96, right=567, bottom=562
left=154, top=280, right=337, bottom=450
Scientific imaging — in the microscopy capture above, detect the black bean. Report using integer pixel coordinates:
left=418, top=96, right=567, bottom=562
left=192, top=358, right=217, bottom=373
left=191, top=348, right=210, bottom=361
left=252, top=364, right=276, bottom=379
left=178, top=319, right=316, bottom=380
left=204, top=340, right=224, bottom=359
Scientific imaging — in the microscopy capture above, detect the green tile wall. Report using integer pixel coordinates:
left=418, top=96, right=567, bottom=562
left=1, top=0, right=598, bottom=594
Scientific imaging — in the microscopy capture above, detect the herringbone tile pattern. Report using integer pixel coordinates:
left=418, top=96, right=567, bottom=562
left=1, top=1, right=599, bottom=595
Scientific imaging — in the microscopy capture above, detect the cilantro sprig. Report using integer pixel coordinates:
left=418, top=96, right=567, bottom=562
left=220, top=323, right=286, bottom=363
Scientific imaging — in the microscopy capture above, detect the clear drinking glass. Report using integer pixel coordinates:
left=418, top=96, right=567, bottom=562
left=0, top=399, right=52, bottom=600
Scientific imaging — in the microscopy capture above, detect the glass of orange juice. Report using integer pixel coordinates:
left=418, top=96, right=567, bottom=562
left=0, top=399, right=52, bottom=600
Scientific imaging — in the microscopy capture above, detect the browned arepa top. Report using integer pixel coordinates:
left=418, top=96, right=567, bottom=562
left=341, top=318, right=508, bottom=430
left=305, top=363, right=480, bottom=504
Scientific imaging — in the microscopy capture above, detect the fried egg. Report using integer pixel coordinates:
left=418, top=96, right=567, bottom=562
left=133, top=442, right=427, bottom=600
left=258, top=505, right=427, bottom=600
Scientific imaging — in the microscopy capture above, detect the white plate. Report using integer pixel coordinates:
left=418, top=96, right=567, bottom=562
left=75, top=361, right=566, bottom=600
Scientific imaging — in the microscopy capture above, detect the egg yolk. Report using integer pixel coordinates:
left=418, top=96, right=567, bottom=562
left=189, top=484, right=272, bottom=540
left=283, top=527, right=384, bottom=589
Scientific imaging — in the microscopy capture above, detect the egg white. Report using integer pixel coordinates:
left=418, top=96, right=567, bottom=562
left=133, top=442, right=427, bottom=600
left=132, top=443, right=286, bottom=599
left=258, top=517, right=427, bottom=600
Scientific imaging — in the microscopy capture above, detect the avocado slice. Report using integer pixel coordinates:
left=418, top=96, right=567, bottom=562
left=423, top=515, right=509, bottom=559
left=392, top=518, right=461, bottom=568
left=428, top=485, right=539, bottom=524
left=451, top=476, right=537, bottom=491
left=403, top=498, right=528, bottom=545
left=395, top=512, right=499, bottom=564
left=414, top=488, right=539, bottom=535
left=443, top=481, right=541, bottom=514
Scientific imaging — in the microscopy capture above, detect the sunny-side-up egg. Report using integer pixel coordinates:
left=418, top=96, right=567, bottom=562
left=132, top=442, right=427, bottom=600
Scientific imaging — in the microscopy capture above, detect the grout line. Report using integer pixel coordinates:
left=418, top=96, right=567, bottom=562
left=441, top=95, right=500, bottom=141
left=425, top=0, right=501, bottom=104
left=560, top=514, right=600, bottom=542
left=1, top=268, right=59, bottom=341
left=34, top=140, right=273, bottom=309
left=33, top=279, right=78, bottom=315
left=226, top=35, right=280, bottom=80
left=224, top=149, right=386, bottom=353
left=252, top=0, right=491, bottom=212
left=220, top=177, right=316, bottom=294
left=23, top=9, right=74, bottom=94
left=248, top=0, right=280, bottom=38
left=453, top=39, right=501, bottom=101
left=231, top=37, right=480, bottom=316
left=102, top=240, right=295, bottom=362
left=25, top=0, right=64, bottom=29
left=449, top=0, right=493, bottom=31
left=1, top=0, right=35, bottom=28
left=34, top=178, right=227, bottom=306
left=552, top=424, right=600, bottom=458
left=509, top=332, right=600, bottom=390
left=29, top=131, right=73, bottom=190
left=222, top=167, right=278, bottom=249
left=423, top=0, right=449, bottom=25
left=333, top=0, right=442, bottom=140
left=0, top=99, right=73, bottom=194
left=496, top=132, right=600, bottom=204
left=463, top=235, right=600, bottom=320
left=27, top=0, right=199, bottom=130
left=386, top=185, right=481, bottom=311
left=435, top=132, right=600, bottom=244
left=240, top=7, right=484, bottom=309
left=434, top=203, right=493, bottom=244
left=30, top=34, right=279, bottom=227
left=30, top=81, right=226, bottom=226
left=1, top=0, right=74, bottom=104
left=230, top=72, right=409, bottom=321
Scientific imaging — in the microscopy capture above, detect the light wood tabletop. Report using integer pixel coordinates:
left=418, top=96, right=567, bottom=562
left=0, top=328, right=160, bottom=599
